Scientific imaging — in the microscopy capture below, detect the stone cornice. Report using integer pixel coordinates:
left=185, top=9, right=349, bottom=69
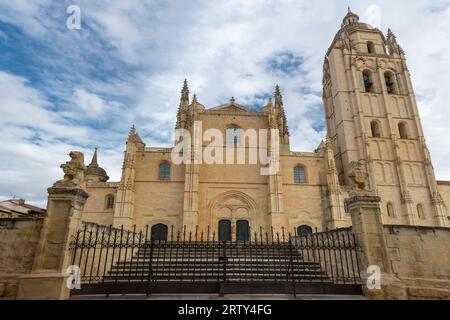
left=47, top=187, right=89, bottom=199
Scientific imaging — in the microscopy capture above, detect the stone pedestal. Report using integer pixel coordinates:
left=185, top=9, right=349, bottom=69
left=17, top=187, right=89, bottom=300
left=346, top=190, right=405, bottom=300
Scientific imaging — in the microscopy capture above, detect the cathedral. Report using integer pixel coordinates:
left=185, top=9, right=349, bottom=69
left=80, top=9, right=450, bottom=241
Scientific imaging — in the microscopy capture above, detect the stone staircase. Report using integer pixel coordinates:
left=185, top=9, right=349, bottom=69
left=103, top=242, right=331, bottom=284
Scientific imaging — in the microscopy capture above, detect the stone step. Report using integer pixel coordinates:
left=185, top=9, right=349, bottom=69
left=103, top=274, right=330, bottom=281
left=115, top=259, right=316, bottom=265
left=110, top=259, right=320, bottom=268
left=109, top=266, right=324, bottom=273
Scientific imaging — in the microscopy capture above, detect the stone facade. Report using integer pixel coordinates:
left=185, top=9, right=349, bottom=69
left=80, top=9, right=450, bottom=238
left=2, top=8, right=449, bottom=301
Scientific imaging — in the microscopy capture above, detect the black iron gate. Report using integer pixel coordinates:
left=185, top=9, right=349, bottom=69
left=69, top=224, right=362, bottom=296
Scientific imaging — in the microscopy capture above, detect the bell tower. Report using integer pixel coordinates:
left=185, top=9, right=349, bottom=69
left=323, top=8, right=447, bottom=227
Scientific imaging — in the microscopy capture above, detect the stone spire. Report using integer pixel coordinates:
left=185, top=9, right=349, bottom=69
left=89, top=147, right=98, bottom=166
left=127, top=124, right=144, bottom=146
left=189, top=93, right=205, bottom=121
left=274, top=85, right=283, bottom=107
left=273, top=85, right=289, bottom=140
left=127, top=124, right=136, bottom=142
left=176, top=79, right=190, bottom=129
left=85, top=147, right=109, bottom=182
left=386, top=28, right=405, bottom=56
left=181, top=79, right=189, bottom=101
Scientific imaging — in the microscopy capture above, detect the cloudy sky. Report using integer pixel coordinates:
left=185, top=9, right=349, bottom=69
left=0, top=0, right=449, bottom=207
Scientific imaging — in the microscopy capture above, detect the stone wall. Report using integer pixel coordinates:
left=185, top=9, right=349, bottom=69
left=382, top=225, right=450, bottom=299
left=0, top=217, right=43, bottom=299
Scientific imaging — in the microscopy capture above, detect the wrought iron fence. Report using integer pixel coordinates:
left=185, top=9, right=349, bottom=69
left=69, top=223, right=362, bottom=295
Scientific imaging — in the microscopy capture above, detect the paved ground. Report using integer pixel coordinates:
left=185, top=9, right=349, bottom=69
left=71, top=293, right=366, bottom=300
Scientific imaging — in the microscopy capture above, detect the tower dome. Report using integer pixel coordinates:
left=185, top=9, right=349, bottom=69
left=342, top=7, right=359, bottom=26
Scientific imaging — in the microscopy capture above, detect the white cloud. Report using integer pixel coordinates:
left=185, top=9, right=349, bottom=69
left=0, top=0, right=51, bottom=37
left=73, top=88, right=105, bottom=115
left=0, top=71, right=123, bottom=205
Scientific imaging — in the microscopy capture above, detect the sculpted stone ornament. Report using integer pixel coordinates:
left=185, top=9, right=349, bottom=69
left=348, top=160, right=368, bottom=191
left=53, top=151, right=86, bottom=189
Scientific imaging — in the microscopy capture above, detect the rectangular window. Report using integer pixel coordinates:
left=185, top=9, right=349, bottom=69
left=294, top=167, right=306, bottom=183
left=159, top=163, right=171, bottom=180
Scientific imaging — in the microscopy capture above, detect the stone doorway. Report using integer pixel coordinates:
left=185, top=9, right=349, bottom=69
left=218, top=219, right=250, bottom=241
left=209, top=190, right=257, bottom=241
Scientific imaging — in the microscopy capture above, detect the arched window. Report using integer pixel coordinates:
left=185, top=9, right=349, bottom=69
left=387, top=202, right=395, bottom=217
left=384, top=71, right=397, bottom=94
left=367, top=41, right=375, bottom=54
left=236, top=220, right=250, bottom=242
left=398, top=122, right=409, bottom=139
left=297, top=225, right=313, bottom=236
left=362, top=70, right=374, bottom=93
left=370, top=121, right=381, bottom=138
left=294, top=166, right=306, bottom=184
left=159, top=162, right=171, bottom=180
left=218, top=220, right=232, bottom=241
left=417, top=204, right=426, bottom=219
left=151, top=224, right=168, bottom=241
left=226, top=125, right=242, bottom=147
left=105, top=194, right=115, bottom=210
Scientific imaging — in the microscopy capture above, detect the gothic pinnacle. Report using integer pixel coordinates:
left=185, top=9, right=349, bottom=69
left=128, top=124, right=136, bottom=142
left=89, top=147, right=99, bottom=167
left=181, top=79, right=189, bottom=92
left=387, top=28, right=395, bottom=37
left=274, top=85, right=283, bottom=106
left=275, top=84, right=281, bottom=94
left=180, top=79, right=190, bottom=103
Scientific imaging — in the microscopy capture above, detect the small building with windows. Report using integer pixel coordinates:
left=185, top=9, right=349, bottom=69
left=79, top=8, right=450, bottom=241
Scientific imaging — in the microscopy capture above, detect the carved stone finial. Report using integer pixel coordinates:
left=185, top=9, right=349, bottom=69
left=53, top=151, right=86, bottom=188
left=274, top=85, right=283, bottom=106
left=386, top=28, right=405, bottom=56
left=127, top=124, right=136, bottom=142
left=348, top=160, right=368, bottom=191
left=176, top=80, right=190, bottom=129
left=181, top=79, right=190, bottom=101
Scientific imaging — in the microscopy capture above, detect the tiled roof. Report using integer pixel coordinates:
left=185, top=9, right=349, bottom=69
left=0, top=199, right=46, bottom=216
